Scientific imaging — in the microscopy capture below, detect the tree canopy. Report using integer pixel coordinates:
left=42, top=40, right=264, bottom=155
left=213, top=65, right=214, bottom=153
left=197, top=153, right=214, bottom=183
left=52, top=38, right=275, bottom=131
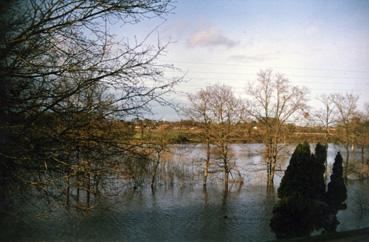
left=271, top=142, right=346, bottom=239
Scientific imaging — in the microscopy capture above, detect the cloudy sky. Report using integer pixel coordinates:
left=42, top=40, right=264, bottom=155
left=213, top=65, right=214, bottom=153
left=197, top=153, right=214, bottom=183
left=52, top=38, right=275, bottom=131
left=115, top=0, right=369, bottom=120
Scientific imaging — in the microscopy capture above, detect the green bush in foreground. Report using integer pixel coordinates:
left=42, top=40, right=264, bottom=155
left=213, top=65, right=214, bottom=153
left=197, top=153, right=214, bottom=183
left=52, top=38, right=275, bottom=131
left=326, top=152, right=347, bottom=211
left=271, top=142, right=347, bottom=239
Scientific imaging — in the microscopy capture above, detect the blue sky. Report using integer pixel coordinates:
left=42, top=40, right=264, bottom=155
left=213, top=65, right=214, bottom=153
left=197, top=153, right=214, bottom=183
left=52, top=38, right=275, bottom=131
left=113, top=0, right=369, bottom=120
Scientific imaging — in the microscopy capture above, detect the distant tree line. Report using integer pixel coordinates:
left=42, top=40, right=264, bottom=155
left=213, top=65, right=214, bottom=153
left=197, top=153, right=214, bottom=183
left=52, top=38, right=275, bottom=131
left=186, top=70, right=369, bottom=189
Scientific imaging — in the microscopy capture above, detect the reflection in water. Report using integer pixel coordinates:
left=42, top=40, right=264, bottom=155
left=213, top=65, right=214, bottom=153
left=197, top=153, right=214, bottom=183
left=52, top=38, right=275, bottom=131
left=0, top=144, right=369, bottom=241
left=1, top=180, right=368, bottom=241
left=203, top=186, right=209, bottom=207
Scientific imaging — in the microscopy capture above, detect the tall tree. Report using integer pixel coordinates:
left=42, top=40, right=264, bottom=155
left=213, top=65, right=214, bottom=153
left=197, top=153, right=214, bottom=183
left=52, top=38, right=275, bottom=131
left=350, top=113, right=369, bottom=179
left=208, top=85, right=245, bottom=191
left=330, top=93, right=359, bottom=179
left=186, top=88, right=213, bottom=188
left=245, top=69, right=308, bottom=186
left=278, top=142, right=312, bottom=199
left=271, top=142, right=330, bottom=239
left=326, top=152, right=347, bottom=211
left=186, top=85, right=245, bottom=190
left=314, top=95, right=337, bottom=144
left=312, top=143, right=327, bottom=200
left=0, top=0, right=178, bottom=208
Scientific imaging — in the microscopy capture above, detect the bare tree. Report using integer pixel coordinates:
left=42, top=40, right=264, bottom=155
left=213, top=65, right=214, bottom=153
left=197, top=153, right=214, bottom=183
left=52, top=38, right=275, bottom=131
left=186, top=88, right=212, bottom=188
left=350, top=112, right=369, bottom=179
left=330, top=93, right=359, bottom=179
left=145, top=123, right=171, bottom=190
left=0, top=0, right=178, bottom=208
left=245, top=69, right=308, bottom=186
left=313, top=95, right=337, bottom=144
left=313, top=95, right=337, bottom=180
left=186, top=85, right=245, bottom=190
left=207, top=85, right=245, bottom=191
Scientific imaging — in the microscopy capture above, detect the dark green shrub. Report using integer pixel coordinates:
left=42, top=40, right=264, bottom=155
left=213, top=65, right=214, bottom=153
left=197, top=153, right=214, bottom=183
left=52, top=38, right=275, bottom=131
left=326, top=152, right=347, bottom=211
left=271, top=142, right=332, bottom=238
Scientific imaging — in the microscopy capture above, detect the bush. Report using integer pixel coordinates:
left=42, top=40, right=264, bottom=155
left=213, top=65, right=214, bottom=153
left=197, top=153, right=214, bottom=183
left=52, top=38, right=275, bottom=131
left=271, top=142, right=334, bottom=238
left=326, top=152, right=347, bottom=211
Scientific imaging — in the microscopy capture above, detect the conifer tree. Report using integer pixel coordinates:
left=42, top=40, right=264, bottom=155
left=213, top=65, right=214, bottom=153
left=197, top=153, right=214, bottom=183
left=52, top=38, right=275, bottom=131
left=326, top=152, right=347, bottom=211
left=271, top=142, right=330, bottom=239
left=312, top=143, right=327, bottom=200
left=278, top=142, right=311, bottom=199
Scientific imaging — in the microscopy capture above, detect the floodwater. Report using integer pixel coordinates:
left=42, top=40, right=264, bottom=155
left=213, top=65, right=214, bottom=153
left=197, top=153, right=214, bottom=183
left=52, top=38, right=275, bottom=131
left=1, top=144, right=369, bottom=241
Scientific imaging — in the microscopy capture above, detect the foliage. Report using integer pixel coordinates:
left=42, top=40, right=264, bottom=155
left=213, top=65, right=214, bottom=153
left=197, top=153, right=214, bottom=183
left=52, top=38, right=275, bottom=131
left=278, top=142, right=327, bottom=200
left=278, top=142, right=312, bottom=199
left=272, top=142, right=338, bottom=239
left=312, top=143, right=327, bottom=200
left=326, top=152, right=347, bottom=211
left=270, top=196, right=330, bottom=239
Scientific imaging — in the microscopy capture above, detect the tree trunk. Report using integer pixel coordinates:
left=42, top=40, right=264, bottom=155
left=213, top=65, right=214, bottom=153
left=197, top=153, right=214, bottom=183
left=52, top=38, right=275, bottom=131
left=66, top=174, right=70, bottom=207
left=361, top=145, right=365, bottom=179
left=86, top=172, right=90, bottom=207
left=224, top=170, right=229, bottom=193
left=265, top=141, right=276, bottom=187
left=203, top=186, right=208, bottom=206
left=351, top=143, right=356, bottom=162
left=266, top=158, right=272, bottom=187
left=344, top=145, right=350, bottom=180
left=270, top=157, right=277, bottom=186
left=76, top=147, right=80, bottom=203
left=76, top=174, right=80, bottom=203
left=203, top=140, right=210, bottom=188
left=95, top=174, right=100, bottom=196
left=151, top=153, right=160, bottom=190
left=266, top=155, right=277, bottom=187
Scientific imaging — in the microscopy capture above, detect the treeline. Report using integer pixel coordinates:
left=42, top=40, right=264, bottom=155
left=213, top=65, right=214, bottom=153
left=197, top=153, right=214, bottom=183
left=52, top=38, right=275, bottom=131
left=185, top=76, right=369, bottom=187
left=129, top=118, right=367, bottom=144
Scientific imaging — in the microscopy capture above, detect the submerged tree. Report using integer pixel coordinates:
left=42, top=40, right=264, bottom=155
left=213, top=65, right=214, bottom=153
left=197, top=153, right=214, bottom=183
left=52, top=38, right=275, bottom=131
left=326, top=152, right=347, bottom=211
left=245, top=70, right=308, bottom=186
left=313, top=95, right=337, bottom=144
left=186, top=88, right=212, bottom=188
left=0, top=0, right=178, bottom=209
left=186, top=85, right=245, bottom=190
left=208, top=85, right=245, bottom=191
left=330, top=93, right=359, bottom=179
left=350, top=113, right=369, bottom=179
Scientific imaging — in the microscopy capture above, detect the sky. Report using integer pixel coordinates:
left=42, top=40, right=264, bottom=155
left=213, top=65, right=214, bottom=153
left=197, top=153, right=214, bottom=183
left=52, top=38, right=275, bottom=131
left=113, top=0, right=369, bottom=120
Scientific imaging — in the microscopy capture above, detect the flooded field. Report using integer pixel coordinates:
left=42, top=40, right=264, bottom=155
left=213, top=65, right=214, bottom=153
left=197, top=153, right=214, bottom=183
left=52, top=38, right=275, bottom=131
left=1, top=144, right=368, bottom=241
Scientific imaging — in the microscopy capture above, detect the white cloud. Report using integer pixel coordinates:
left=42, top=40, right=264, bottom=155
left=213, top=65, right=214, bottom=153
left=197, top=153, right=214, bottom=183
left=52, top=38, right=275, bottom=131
left=187, top=27, right=239, bottom=48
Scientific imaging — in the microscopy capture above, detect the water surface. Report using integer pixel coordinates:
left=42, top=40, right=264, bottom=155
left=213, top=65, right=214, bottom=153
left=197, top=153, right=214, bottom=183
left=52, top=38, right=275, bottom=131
left=1, top=144, right=368, bottom=241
